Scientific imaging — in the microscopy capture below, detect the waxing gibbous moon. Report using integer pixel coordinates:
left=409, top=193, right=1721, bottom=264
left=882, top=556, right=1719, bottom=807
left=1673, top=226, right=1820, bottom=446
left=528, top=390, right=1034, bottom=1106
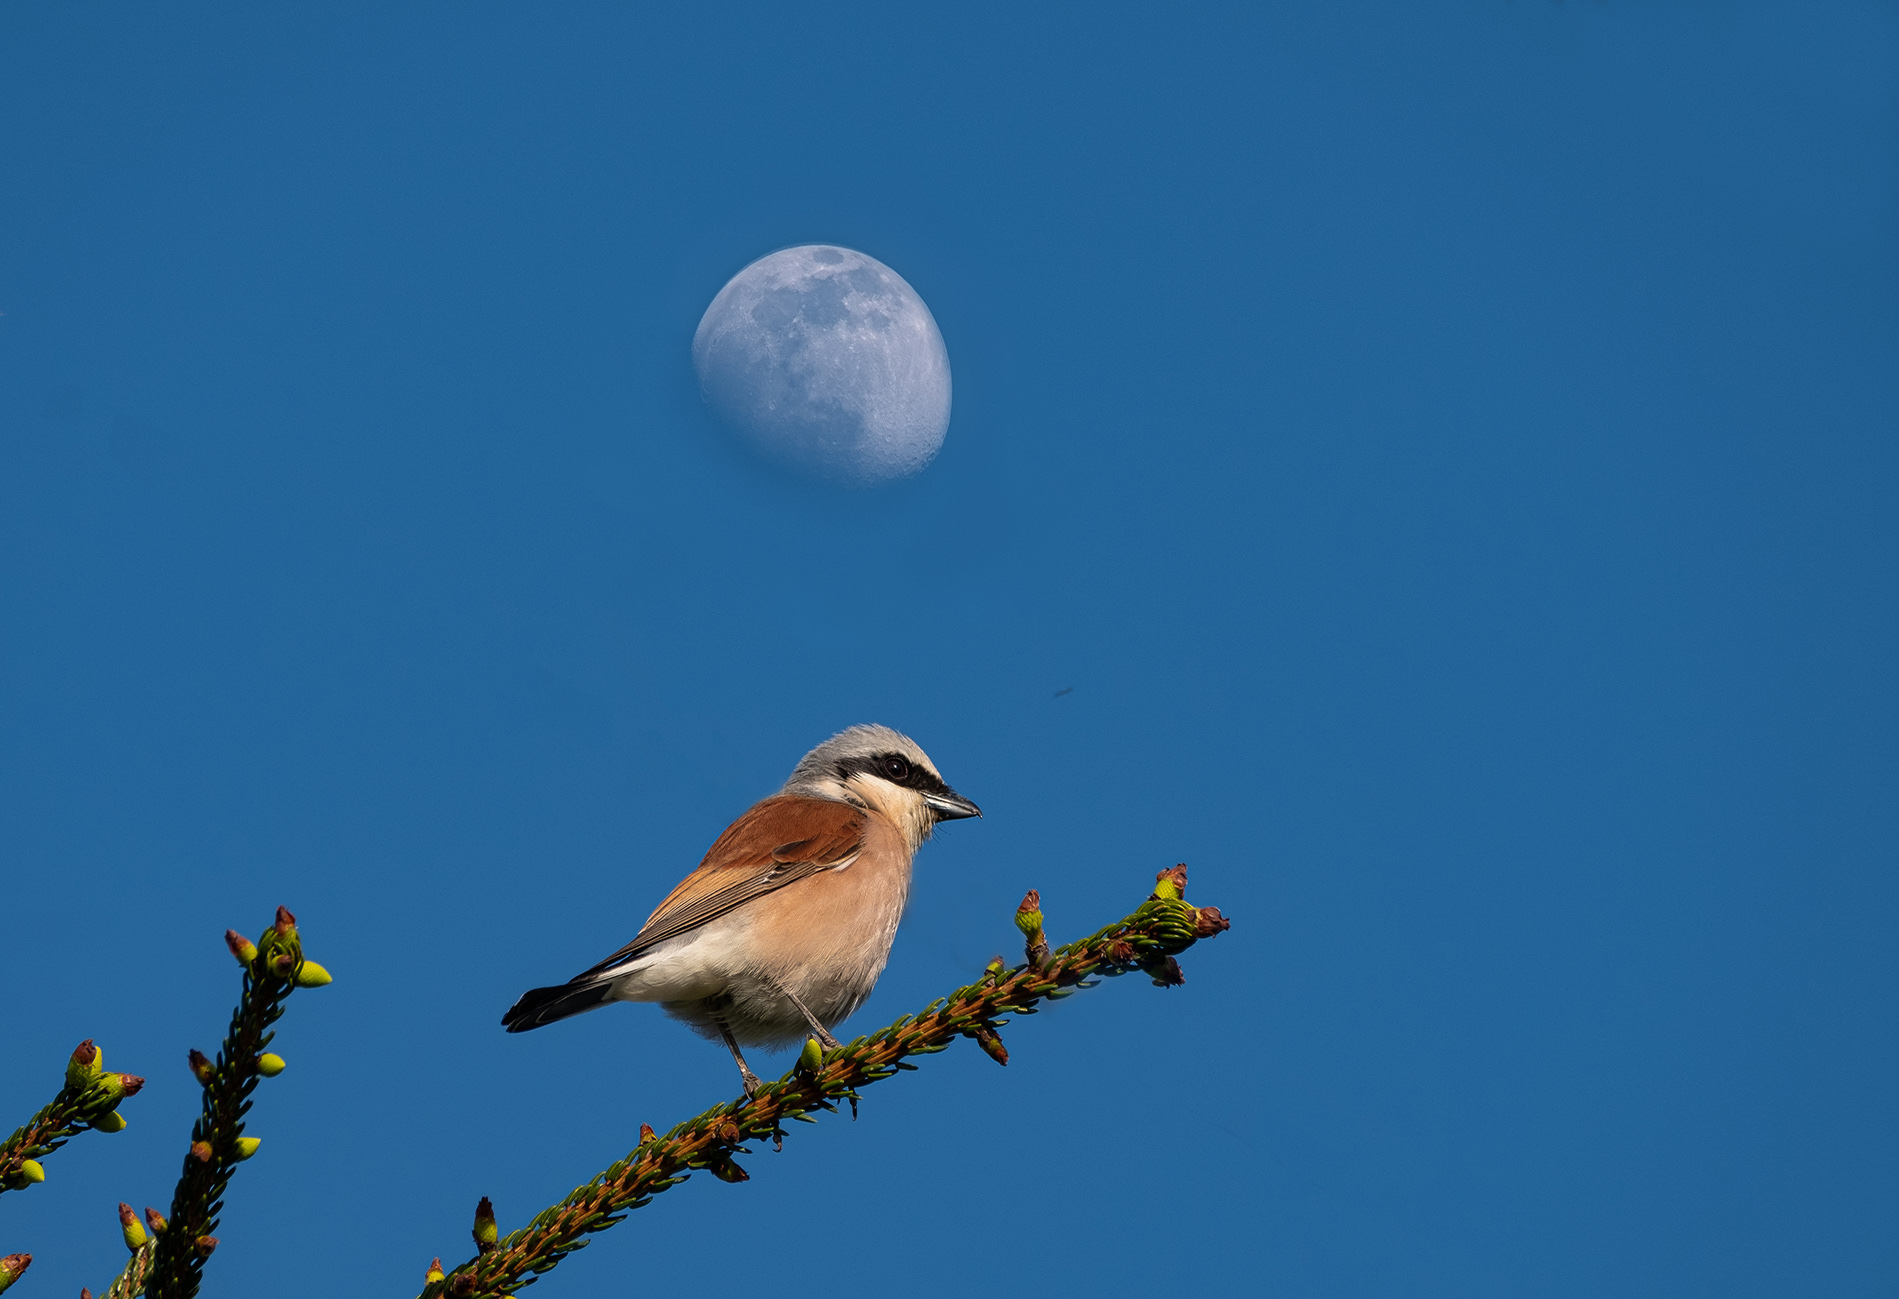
left=692, top=245, right=952, bottom=486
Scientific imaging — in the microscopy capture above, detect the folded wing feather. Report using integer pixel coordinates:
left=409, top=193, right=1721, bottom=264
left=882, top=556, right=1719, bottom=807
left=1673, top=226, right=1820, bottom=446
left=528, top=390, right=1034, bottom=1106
left=575, top=795, right=866, bottom=980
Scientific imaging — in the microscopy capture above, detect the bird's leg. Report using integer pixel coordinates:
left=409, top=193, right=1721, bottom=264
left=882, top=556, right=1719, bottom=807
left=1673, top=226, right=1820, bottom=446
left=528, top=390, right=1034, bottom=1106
left=775, top=983, right=843, bottom=1051
left=712, top=1010, right=762, bottom=1098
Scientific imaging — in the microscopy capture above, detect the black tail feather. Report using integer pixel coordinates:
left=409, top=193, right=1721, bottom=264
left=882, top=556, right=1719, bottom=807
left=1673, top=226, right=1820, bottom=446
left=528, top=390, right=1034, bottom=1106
left=502, top=980, right=612, bottom=1032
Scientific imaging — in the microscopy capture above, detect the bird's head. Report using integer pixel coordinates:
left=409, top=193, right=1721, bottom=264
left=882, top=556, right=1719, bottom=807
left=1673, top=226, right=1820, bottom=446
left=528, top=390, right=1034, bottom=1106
left=784, top=724, right=981, bottom=851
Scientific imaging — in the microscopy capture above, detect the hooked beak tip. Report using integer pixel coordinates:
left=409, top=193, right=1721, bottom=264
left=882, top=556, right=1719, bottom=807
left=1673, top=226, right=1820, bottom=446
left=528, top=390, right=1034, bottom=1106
left=926, top=792, right=983, bottom=821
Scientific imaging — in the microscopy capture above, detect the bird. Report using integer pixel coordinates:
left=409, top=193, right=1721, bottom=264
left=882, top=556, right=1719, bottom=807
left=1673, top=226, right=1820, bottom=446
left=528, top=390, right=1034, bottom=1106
left=502, top=724, right=981, bottom=1095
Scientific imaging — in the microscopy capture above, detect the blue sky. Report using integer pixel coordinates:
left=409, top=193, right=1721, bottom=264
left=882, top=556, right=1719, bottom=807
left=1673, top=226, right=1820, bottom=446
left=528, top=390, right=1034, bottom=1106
left=2, top=3, right=1895, bottom=1296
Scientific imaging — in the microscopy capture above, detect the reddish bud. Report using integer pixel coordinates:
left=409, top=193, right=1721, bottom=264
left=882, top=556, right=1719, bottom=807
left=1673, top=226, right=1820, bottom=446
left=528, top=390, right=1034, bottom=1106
left=1148, top=956, right=1186, bottom=987
left=424, top=1258, right=445, bottom=1284
left=715, top=1121, right=741, bottom=1145
left=119, top=1201, right=148, bottom=1251
left=187, top=1050, right=215, bottom=1084
left=1192, top=905, right=1231, bottom=938
left=0, top=1254, right=30, bottom=1289
left=144, top=1207, right=167, bottom=1235
left=973, top=1025, right=1010, bottom=1067
left=81, top=1289, right=93, bottom=1299
left=709, top=1157, right=749, bottom=1183
left=1106, top=940, right=1136, bottom=965
left=273, top=905, right=297, bottom=935
left=115, top=1073, right=145, bottom=1097
left=66, top=1039, right=103, bottom=1089
left=190, top=1141, right=213, bottom=1163
left=450, top=1273, right=476, bottom=1296
left=638, top=1123, right=656, bottom=1144
left=224, top=930, right=257, bottom=964
left=194, top=1236, right=218, bottom=1257
left=1017, top=890, right=1051, bottom=968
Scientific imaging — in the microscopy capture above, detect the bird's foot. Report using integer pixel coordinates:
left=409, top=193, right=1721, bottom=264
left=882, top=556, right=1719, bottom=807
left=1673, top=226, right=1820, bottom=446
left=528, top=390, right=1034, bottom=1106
left=739, top=1067, right=762, bottom=1098
left=816, top=1029, right=842, bottom=1051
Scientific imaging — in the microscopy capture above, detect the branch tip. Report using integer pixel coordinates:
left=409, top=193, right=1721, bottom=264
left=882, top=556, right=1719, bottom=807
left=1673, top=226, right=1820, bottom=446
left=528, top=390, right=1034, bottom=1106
left=66, top=1040, right=102, bottom=1088
left=1150, top=863, right=1189, bottom=902
left=473, top=1196, right=498, bottom=1253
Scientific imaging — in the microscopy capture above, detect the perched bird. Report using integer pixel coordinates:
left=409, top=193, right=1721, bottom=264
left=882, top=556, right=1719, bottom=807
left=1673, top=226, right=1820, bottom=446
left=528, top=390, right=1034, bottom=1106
left=502, top=725, right=981, bottom=1094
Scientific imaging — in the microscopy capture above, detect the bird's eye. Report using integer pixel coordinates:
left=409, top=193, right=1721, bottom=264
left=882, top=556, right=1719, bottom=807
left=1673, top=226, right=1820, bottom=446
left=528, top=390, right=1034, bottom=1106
left=882, top=756, right=911, bottom=781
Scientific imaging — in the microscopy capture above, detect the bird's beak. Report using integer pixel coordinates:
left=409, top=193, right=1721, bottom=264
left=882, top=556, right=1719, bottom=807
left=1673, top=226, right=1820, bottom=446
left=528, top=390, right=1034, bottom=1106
left=924, top=789, right=983, bottom=821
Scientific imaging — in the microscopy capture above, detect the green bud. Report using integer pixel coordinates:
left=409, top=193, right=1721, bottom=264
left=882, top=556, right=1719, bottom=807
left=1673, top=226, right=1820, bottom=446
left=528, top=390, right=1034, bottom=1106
left=797, top=1037, right=823, bottom=1073
left=424, top=1258, right=445, bottom=1284
left=1014, top=891, right=1044, bottom=937
left=96, top=1072, right=144, bottom=1104
left=1149, top=864, right=1188, bottom=902
left=257, top=1053, right=286, bottom=1076
left=0, top=1254, right=31, bottom=1294
left=293, top=960, right=332, bottom=989
left=66, top=1040, right=103, bottom=1089
left=119, top=1202, right=147, bottom=1252
left=225, top=930, right=258, bottom=964
left=473, top=1196, right=498, bottom=1252
left=16, top=1160, right=44, bottom=1185
left=188, top=1049, right=216, bottom=1085
left=232, top=1137, right=261, bottom=1161
left=708, top=1157, right=750, bottom=1183
left=91, top=1110, right=127, bottom=1134
left=1016, top=890, right=1051, bottom=969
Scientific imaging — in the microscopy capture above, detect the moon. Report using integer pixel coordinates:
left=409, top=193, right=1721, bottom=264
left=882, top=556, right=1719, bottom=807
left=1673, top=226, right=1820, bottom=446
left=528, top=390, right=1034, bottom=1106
left=692, top=245, right=952, bottom=486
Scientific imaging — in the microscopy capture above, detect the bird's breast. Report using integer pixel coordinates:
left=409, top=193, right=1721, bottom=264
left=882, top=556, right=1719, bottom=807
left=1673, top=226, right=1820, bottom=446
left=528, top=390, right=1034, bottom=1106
left=746, top=815, right=913, bottom=1007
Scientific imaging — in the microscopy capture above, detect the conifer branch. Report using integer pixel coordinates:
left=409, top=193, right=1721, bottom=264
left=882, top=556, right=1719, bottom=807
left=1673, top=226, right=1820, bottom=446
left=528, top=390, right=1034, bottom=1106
left=421, top=867, right=1231, bottom=1299
left=0, top=1041, right=145, bottom=1198
left=138, top=907, right=333, bottom=1299
left=0, top=1039, right=145, bottom=1289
